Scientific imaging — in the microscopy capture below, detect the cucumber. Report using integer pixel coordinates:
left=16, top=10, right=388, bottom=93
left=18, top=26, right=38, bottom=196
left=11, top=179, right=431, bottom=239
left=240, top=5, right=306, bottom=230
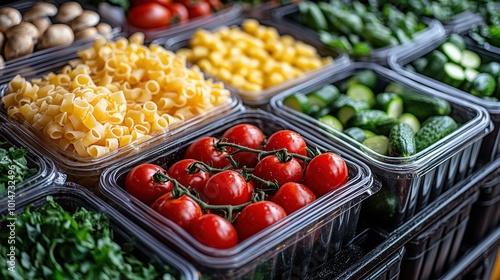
left=311, top=107, right=331, bottom=119
left=398, top=113, right=420, bottom=133
left=375, top=92, right=404, bottom=118
left=346, top=83, right=375, bottom=106
left=373, top=117, right=400, bottom=136
left=415, top=116, right=458, bottom=152
left=299, top=2, right=328, bottom=31
left=384, top=82, right=406, bottom=94
left=318, top=115, right=343, bottom=132
left=283, top=92, right=311, bottom=113
left=344, top=127, right=366, bottom=143
left=412, top=57, right=428, bottom=73
left=440, top=42, right=463, bottom=64
left=332, top=94, right=351, bottom=110
left=363, top=129, right=377, bottom=138
left=460, top=50, right=481, bottom=69
left=336, top=98, right=372, bottom=125
left=447, top=33, right=466, bottom=51
left=346, top=70, right=377, bottom=89
left=388, top=123, right=417, bottom=157
left=395, top=91, right=451, bottom=121
left=464, top=68, right=480, bottom=83
left=308, top=85, right=340, bottom=109
left=443, top=62, right=465, bottom=88
left=422, top=50, right=448, bottom=78
left=348, top=109, right=390, bottom=132
left=362, top=135, right=389, bottom=155
left=480, top=62, right=500, bottom=79
left=470, top=73, right=497, bottom=97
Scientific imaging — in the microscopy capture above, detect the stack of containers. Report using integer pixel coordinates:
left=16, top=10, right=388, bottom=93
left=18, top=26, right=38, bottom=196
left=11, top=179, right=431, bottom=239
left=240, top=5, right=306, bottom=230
left=0, top=183, right=199, bottom=279
left=153, top=16, right=349, bottom=107
left=99, top=109, right=380, bottom=279
left=270, top=62, right=491, bottom=228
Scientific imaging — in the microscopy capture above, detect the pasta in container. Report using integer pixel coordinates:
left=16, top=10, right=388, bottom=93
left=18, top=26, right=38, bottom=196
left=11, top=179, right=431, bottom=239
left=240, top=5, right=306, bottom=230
left=0, top=33, right=241, bottom=189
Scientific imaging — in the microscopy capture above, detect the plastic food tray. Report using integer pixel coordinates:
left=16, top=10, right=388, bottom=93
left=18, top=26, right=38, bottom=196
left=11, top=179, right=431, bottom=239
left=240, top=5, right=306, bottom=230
left=399, top=191, right=478, bottom=280
left=0, top=52, right=243, bottom=190
left=389, top=33, right=500, bottom=163
left=0, top=183, right=199, bottom=280
left=0, top=114, right=59, bottom=201
left=464, top=157, right=500, bottom=243
left=271, top=3, right=446, bottom=66
left=0, top=0, right=122, bottom=86
left=270, top=62, right=491, bottom=228
left=124, top=3, right=242, bottom=43
left=153, top=16, right=349, bottom=107
left=99, top=109, right=379, bottom=279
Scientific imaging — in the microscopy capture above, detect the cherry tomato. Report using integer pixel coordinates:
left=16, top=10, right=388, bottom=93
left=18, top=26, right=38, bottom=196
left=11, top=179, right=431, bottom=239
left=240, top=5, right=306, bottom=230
left=206, top=0, right=224, bottom=11
left=200, top=170, right=253, bottom=205
left=189, top=214, right=238, bottom=249
left=187, top=1, right=211, bottom=19
left=235, top=201, right=287, bottom=241
left=168, top=3, right=189, bottom=25
left=131, top=0, right=172, bottom=8
left=167, top=159, right=210, bottom=192
left=265, top=130, right=308, bottom=156
left=128, top=3, right=172, bottom=29
left=151, top=192, right=202, bottom=231
left=271, top=182, right=316, bottom=214
left=125, top=163, right=173, bottom=205
left=252, top=155, right=303, bottom=189
left=184, top=136, right=231, bottom=168
left=304, top=152, right=349, bottom=197
left=221, top=124, right=265, bottom=168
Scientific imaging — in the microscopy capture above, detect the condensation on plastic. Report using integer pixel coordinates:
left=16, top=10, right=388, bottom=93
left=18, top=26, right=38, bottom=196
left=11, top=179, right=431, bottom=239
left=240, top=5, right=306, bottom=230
left=389, top=33, right=500, bottom=162
left=0, top=0, right=122, bottom=85
left=99, top=109, right=379, bottom=279
left=270, top=3, right=446, bottom=66
left=125, top=4, right=242, bottom=43
left=153, top=16, right=349, bottom=107
left=270, top=62, right=491, bottom=227
left=0, top=183, right=199, bottom=280
left=0, top=52, right=243, bottom=189
left=0, top=114, right=59, bottom=201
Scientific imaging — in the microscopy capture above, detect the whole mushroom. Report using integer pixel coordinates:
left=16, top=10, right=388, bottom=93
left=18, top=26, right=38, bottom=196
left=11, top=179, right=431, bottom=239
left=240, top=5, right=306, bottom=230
left=75, top=27, right=98, bottom=39
left=23, top=2, right=57, bottom=21
left=5, top=22, right=40, bottom=40
left=29, top=17, right=51, bottom=37
left=4, top=34, right=35, bottom=60
left=55, top=2, right=83, bottom=24
left=96, top=22, right=112, bottom=38
left=0, top=7, right=22, bottom=33
left=38, top=24, right=74, bottom=50
left=70, top=10, right=100, bottom=33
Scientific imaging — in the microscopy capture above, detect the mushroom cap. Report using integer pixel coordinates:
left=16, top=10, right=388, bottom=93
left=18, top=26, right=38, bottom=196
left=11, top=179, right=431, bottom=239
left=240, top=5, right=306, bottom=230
left=55, top=1, right=83, bottom=24
left=96, top=22, right=112, bottom=36
left=29, top=17, right=52, bottom=37
left=4, top=33, right=34, bottom=60
left=23, top=2, right=58, bottom=21
left=75, top=27, right=98, bottom=39
left=38, top=23, right=74, bottom=50
left=71, top=10, right=100, bottom=32
left=0, top=7, right=22, bottom=33
left=5, top=22, right=40, bottom=40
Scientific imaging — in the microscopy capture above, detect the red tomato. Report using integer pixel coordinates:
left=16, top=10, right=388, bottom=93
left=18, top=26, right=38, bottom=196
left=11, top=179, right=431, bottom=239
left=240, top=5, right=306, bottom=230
left=131, top=0, right=172, bottom=8
left=200, top=170, right=253, bottom=205
left=128, top=3, right=171, bottom=29
left=271, top=182, right=316, bottom=214
left=234, top=201, right=287, bottom=241
left=169, top=3, right=189, bottom=25
left=189, top=214, right=238, bottom=249
left=151, top=192, right=203, bottom=231
left=184, top=136, right=231, bottom=168
left=125, top=163, right=173, bottom=205
left=252, top=155, right=303, bottom=189
left=206, top=0, right=224, bottom=11
left=187, top=1, right=211, bottom=19
left=304, top=152, right=349, bottom=197
left=167, top=159, right=210, bottom=191
left=265, top=130, right=308, bottom=156
left=221, top=124, right=265, bottom=168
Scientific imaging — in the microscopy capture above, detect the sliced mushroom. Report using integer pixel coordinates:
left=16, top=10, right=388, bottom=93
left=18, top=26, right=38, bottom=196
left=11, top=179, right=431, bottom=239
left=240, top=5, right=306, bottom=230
left=55, top=2, right=83, bottom=24
left=71, top=10, right=100, bottom=33
left=29, top=17, right=51, bottom=37
left=23, top=2, right=57, bottom=21
left=0, top=8, right=22, bottom=33
left=75, top=27, right=98, bottom=39
left=5, top=22, right=40, bottom=40
left=38, top=24, right=74, bottom=50
left=96, top=22, right=112, bottom=38
left=4, top=34, right=35, bottom=60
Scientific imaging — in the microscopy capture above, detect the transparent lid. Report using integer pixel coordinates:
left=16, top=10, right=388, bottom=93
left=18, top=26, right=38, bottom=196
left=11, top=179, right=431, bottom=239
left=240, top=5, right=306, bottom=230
left=99, top=109, right=379, bottom=269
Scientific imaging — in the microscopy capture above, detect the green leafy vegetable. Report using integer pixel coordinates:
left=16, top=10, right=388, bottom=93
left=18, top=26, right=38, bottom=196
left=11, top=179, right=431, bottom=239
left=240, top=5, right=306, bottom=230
left=0, top=142, right=38, bottom=193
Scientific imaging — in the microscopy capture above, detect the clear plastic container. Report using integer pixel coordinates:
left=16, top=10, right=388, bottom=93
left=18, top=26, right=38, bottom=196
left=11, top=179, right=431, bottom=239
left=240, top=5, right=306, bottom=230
left=0, top=0, right=122, bottom=85
left=389, top=33, right=500, bottom=163
left=0, top=49, right=243, bottom=190
left=271, top=3, right=446, bottom=66
left=0, top=113, right=59, bottom=201
left=0, top=183, right=199, bottom=280
left=441, top=11, right=484, bottom=34
left=125, top=3, right=242, bottom=43
left=270, top=62, right=491, bottom=228
left=99, top=109, right=379, bottom=279
left=153, top=16, right=349, bottom=107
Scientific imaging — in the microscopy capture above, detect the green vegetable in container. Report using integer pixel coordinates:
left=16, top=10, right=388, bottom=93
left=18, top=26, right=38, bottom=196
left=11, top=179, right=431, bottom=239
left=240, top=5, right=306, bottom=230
left=0, top=143, right=37, bottom=193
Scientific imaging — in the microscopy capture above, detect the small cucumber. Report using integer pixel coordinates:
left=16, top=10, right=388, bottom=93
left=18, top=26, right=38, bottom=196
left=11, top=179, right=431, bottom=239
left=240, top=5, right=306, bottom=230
left=470, top=73, right=497, bottom=97
left=336, top=98, right=372, bottom=125
left=388, top=123, right=417, bottom=157
left=308, top=85, right=340, bottom=109
left=422, top=50, right=448, bottom=78
left=440, top=42, right=463, bottom=64
left=398, top=113, right=420, bottom=133
left=415, top=116, right=458, bottom=152
left=346, top=70, right=377, bottom=89
left=344, top=127, right=367, bottom=143
left=318, top=115, right=343, bottom=132
left=348, top=109, right=391, bottom=132
left=480, top=62, right=500, bottom=79
left=395, top=91, right=451, bottom=121
left=412, top=57, right=428, bottom=73
left=443, top=62, right=465, bottom=88
left=447, top=33, right=466, bottom=51
left=362, top=135, right=389, bottom=155
left=376, top=92, right=404, bottom=118
left=347, top=83, right=375, bottom=106
left=460, top=50, right=481, bottom=69
left=299, top=2, right=328, bottom=31
left=283, top=92, right=311, bottom=113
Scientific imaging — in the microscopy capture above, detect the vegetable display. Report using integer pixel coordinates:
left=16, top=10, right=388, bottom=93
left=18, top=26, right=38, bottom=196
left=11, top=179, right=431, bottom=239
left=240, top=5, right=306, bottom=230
left=0, top=197, right=176, bottom=279
left=0, top=142, right=37, bottom=193
left=124, top=124, right=349, bottom=248
left=297, top=0, right=426, bottom=57
left=283, top=70, right=458, bottom=156
left=176, top=19, right=332, bottom=92
left=469, top=2, right=500, bottom=49
left=407, top=34, right=500, bottom=101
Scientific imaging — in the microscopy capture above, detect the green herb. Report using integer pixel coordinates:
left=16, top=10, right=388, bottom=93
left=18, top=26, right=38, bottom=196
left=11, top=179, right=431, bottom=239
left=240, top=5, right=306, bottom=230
left=0, top=197, right=178, bottom=280
left=0, top=142, right=38, bottom=192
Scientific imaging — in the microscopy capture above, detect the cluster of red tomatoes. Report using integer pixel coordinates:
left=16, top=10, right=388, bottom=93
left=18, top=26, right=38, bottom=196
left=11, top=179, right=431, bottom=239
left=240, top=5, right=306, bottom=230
left=124, top=124, right=349, bottom=249
left=128, top=0, right=224, bottom=29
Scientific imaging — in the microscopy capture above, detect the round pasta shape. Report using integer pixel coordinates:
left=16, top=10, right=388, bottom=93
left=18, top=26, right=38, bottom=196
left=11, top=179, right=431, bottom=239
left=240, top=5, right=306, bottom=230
left=44, top=121, right=64, bottom=140
left=88, top=145, right=110, bottom=158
